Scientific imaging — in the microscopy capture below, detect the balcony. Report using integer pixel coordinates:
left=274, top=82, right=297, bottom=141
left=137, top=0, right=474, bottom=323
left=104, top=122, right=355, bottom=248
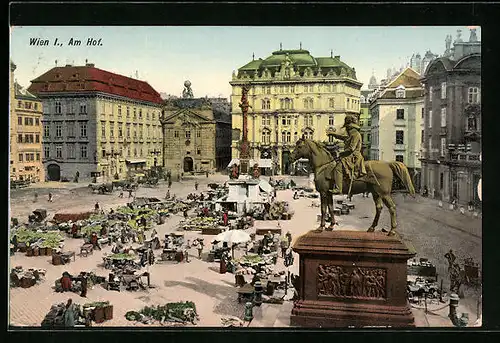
left=449, top=152, right=481, bottom=164
left=393, top=143, right=406, bottom=151
left=439, top=127, right=447, bottom=136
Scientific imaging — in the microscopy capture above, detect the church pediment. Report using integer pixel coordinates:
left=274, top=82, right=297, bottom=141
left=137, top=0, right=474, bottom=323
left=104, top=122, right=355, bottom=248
left=164, top=108, right=213, bottom=125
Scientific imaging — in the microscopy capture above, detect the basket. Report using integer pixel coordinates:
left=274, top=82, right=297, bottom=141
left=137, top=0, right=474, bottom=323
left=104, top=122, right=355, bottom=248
left=46, top=247, right=53, bottom=256
left=33, top=247, right=40, bottom=256
left=39, top=247, right=47, bottom=256
left=26, top=248, right=33, bottom=257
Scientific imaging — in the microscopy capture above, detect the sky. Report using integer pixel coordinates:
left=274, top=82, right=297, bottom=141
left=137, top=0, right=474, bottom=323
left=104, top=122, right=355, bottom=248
left=10, top=26, right=481, bottom=99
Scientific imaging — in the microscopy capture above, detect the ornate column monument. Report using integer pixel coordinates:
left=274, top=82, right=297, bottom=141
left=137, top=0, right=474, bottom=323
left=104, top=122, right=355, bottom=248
left=238, top=84, right=251, bottom=175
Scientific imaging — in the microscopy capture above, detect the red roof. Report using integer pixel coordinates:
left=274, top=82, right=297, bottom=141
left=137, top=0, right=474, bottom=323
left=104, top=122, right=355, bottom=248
left=28, top=65, right=163, bottom=105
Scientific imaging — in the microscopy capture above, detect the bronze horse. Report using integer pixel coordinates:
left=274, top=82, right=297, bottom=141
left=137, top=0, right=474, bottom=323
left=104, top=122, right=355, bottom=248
left=290, top=138, right=415, bottom=236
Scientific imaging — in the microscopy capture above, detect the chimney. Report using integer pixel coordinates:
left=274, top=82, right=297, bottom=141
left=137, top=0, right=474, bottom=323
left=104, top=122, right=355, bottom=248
left=335, top=55, right=340, bottom=59
left=86, top=63, right=95, bottom=67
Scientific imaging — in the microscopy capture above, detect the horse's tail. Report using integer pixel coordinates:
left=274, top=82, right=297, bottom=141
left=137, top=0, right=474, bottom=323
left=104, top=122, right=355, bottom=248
left=389, top=161, right=416, bottom=196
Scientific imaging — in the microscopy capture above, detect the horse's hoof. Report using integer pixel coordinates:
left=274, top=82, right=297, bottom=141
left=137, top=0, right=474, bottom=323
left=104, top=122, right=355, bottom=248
left=314, top=227, right=324, bottom=233
left=381, top=228, right=388, bottom=233
left=367, top=227, right=375, bottom=233
left=387, top=230, right=396, bottom=237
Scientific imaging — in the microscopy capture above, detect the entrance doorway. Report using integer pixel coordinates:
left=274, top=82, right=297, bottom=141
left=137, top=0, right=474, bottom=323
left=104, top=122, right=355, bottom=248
left=183, top=157, right=194, bottom=172
left=47, top=164, right=61, bottom=181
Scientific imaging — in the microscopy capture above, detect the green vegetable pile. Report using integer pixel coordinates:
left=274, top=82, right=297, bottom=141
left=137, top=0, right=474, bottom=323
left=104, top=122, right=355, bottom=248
left=80, top=224, right=102, bottom=237
left=125, top=302, right=198, bottom=323
left=83, top=301, right=110, bottom=309
left=237, top=255, right=264, bottom=264
left=107, top=253, right=136, bottom=260
left=12, top=229, right=64, bottom=248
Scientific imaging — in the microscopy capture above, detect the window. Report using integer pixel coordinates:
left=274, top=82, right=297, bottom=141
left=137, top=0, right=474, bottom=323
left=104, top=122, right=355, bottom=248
left=197, top=149, right=201, bottom=155
left=110, top=122, right=115, bottom=138
left=35, top=134, right=40, bottom=143
left=80, top=104, right=87, bottom=114
left=196, top=130, right=201, bottom=138
left=18, top=101, right=23, bottom=109
left=468, top=116, right=477, bottom=131
left=25, top=117, right=30, bottom=125
left=118, top=105, right=122, bottom=117
left=134, top=148, right=137, bottom=157
left=468, top=87, right=480, bottom=104
left=429, top=86, right=433, bottom=102
left=328, top=134, right=335, bottom=143
left=126, top=124, right=131, bottom=138
left=329, top=98, right=335, bottom=108
left=174, top=131, right=179, bottom=138
left=18, top=117, right=22, bottom=125
left=367, top=133, right=371, bottom=142
left=440, top=173, right=444, bottom=189
left=80, top=123, right=87, bottom=137
left=286, top=132, right=291, bottom=142
left=139, top=109, right=142, bottom=119
left=395, top=86, right=406, bottom=99
left=395, top=155, right=404, bottom=163
left=55, top=102, right=62, bottom=114
left=17, top=134, right=23, bottom=143
left=80, top=145, right=88, bottom=159
left=56, top=145, right=62, bottom=158
left=185, top=130, right=191, bottom=139
left=304, top=130, right=313, bottom=140
left=126, top=107, right=130, bottom=118
left=102, top=149, right=106, bottom=158
left=290, top=86, right=294, bottom=93
left=36, top=152, right=40, bottom=161
left=133, top=108, right=137, bottom=120
left=281, top=131, right=286, bottom=143
left=395, top=130, right=404, bottom=145
left=396, top=109, right=405, bottom=120
left=261, top=131, right=270, bottom=144
left=294, top=132, right=298, bottom=142
left=303, top=98, right=313, bottom=109
left=440, top=138, right=446, bottom=157
left=309, top=85, right=314, bottom=92
left=18, top=153, right=23, bottom=162
left=152, top=111, right=156, bottom=120
left=421, top=108, right=424, bottom=119
left=68, top=144, right=75, bottom=158
left=119, top=125, right=123, bottom=137
left=262, top=99, right=271, bottom=110
left=329, top=115, right=335, bottom=126
left=44, top=146, right=50, bottom=159
left=347, top=98, right=350, bottom=109
left=138, top=124, right=143, bottom=139
left=56, top=123, right=62, bottom=137
left=441, top=82, right=447, bottom=99
left=440, top=108, right=447, bottom=127
left=428, top=110, right=433, bottom=128
left=421, top=130, right=425, bottom=143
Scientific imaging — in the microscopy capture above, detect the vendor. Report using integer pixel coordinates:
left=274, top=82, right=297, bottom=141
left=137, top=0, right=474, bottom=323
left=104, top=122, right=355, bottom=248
left=61, top=272, right=72, bottom=292
left=71, top=224, right=78, bottom=238
left=11, top=234, right=18, bottom=252
left=286, top=231, right=292, bottom=245
left=223, top=211, right=228, bottom=226
left=100, top=223, right=108, bottom=237
left=90, top=232, right=101, bottom=251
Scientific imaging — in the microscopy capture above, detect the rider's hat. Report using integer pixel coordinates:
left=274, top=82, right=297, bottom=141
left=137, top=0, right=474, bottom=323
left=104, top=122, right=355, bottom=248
left=342, top=115, right=357, bottom=128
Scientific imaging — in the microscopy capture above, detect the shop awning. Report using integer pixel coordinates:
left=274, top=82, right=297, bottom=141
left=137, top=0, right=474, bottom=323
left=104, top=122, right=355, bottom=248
left=258, top=179, right=274, bottom=194
left=257, top=159, right=272, bottom=168
left=126, top=159, right=147, bottom=164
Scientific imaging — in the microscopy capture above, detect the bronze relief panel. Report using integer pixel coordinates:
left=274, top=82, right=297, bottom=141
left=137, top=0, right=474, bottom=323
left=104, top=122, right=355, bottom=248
left=317, top=264, right=387, bottom=300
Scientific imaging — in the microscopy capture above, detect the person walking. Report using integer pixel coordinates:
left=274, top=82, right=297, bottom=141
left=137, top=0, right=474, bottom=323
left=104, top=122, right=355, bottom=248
left=184, top=248, right=190, bottom=263
left=223, top=211, right=228, bottom=226
left=195, top=181, right=199, bottom=191
left=119, top=190, right=124, bottom=198
left=197, top=240, right=204, bottom=259
left=168, top=179, right=172, bottom=188
left=80, top=273, right=88, bottom=298
left=94, top=202, right=100, bottom=213
left=63, top=299, right=76, bottom=328
left=34, top=192, right=38, bottom=203
left=48, top=192, right=53, bottom=202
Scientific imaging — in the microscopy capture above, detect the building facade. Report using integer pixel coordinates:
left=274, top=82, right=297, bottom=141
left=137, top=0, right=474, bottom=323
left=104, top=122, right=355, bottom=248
left=369, top=67, right=424, bottom=186
left=420, top=29, right=481, bottom=205
left=10, top=61, right=45, bottom=183
left=28, top=63, right=163, bottom=181
left=230, top=48, right=362, bottom=175
left=160, top=94, right=232, bottom=176
left=359, top=90, right=372, bottom=160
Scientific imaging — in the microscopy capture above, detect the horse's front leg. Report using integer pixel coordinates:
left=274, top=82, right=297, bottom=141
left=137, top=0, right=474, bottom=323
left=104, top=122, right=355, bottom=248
left=316, top=193, right=327, bottom=232
left=325, top=194, right=337, bottom=231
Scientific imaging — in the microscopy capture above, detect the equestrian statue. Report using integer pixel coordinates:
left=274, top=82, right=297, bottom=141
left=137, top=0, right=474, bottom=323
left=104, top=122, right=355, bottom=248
left=290, top=115, right=415, bottom=236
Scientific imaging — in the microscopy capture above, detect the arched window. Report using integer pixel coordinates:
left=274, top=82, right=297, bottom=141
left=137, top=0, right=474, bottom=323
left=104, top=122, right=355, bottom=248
left=328, top=115, right=335, bottom=126
left=329, top=98, right=335, bottom=108
left=280, top=99, right=284, bottom=109
left=304, top=130, right=313, bottom=140
left=303, top=98, right=308, bottom=109
left=261, top=99, right=266, bottom=109
left=395, top=85, right=406, bottom=99
left=468, top=87, right=480, bottom=104
left=262, top=130, right=271, bottom=144
left=281, top=131, right=287, bottom=143
left=467, top=116, right=477, bottom=131
left=266, top=99, right=271, bottom=109
left=286, top=132, right=291, bottom=143
left=308, top=98, right=314, bottom=109
left=294, top=132, right=298, bottom=142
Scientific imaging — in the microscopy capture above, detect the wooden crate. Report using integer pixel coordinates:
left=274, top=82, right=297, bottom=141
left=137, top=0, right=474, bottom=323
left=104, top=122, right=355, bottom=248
left=52, top=254, right=62, bottom=266
left=201, top=227, right=225, bottom=235
left=26, top=248, right=33, bottom=257
left=256, top=228, right=282, bottom=235
left=104, top=305, right=113, bottom=320
left=39, top=247, right=47, bottom=256
left=93, top=307, right=105, bottom=323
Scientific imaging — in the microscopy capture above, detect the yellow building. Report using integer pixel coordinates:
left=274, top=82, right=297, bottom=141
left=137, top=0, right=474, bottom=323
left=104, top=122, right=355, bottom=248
left=28, top=63, right=163, bottom=181
left=230, top=48, right=362, bottom=174
left=10, top=61, right=45, bottom=183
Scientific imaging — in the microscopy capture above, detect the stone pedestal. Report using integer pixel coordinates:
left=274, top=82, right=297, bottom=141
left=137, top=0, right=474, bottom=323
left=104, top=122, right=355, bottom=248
left=290, top=230, right=415, bottom=328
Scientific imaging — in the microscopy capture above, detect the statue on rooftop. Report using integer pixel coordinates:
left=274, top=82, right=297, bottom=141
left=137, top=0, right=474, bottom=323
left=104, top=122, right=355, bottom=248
left=182, top=80, right=194, bottom=99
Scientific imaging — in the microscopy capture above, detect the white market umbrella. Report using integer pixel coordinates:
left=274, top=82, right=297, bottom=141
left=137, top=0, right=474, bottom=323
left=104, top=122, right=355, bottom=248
left=215, top=230, right=251, bottom=244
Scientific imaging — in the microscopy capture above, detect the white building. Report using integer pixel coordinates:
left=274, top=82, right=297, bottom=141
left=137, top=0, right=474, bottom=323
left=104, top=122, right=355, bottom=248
left=369, top=67, right=424, bottom=186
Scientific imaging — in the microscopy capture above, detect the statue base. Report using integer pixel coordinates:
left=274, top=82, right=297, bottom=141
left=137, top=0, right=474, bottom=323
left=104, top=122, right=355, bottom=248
left=290, top=230, right=416, bottom=328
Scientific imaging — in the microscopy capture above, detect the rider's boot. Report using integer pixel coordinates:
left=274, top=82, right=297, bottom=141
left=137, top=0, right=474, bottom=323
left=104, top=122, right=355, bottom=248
left=329, top=168, right=343, bottom=195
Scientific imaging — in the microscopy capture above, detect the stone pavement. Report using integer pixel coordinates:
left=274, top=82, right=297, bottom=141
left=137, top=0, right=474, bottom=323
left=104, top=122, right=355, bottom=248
left=9, top=174, right=481, bottom=328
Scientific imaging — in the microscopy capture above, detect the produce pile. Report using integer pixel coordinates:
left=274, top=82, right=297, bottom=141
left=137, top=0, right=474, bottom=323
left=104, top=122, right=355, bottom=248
left=107, top=253, right=136, bottom=260
left=125, top=301, right=199, bottom=325
left=52, top=211, right=94, bottom=224
left=11, top=229, right=64, bottom=249
left=83, top=301, right=110, bottom=309
left=179, top=217, right=219, bottom=231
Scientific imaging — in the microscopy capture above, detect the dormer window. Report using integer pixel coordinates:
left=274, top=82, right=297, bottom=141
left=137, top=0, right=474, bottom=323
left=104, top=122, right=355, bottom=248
left=395, top=85, right=406, bottom=99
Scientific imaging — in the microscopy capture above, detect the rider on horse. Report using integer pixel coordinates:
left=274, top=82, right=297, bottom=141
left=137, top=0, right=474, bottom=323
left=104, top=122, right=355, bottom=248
left=329, top=115, right=367, bottom=195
